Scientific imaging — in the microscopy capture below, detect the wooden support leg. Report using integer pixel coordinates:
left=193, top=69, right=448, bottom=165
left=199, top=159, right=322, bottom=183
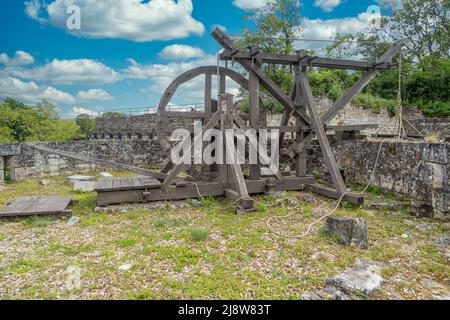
left=297, top=70, right=347, bottom=195
left=249, top=71, right=261, bottom=180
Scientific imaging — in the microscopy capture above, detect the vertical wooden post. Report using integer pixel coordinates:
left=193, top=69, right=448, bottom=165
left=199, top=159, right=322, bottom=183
left=294, top=67, right=307, bottom=177
left=220, top=75, right=226, bottom=94
left=218, top=94, right=231, bottom=183
left=204, top=74, right=212, bottom=115
left=249, top=71, right=261, bottom=180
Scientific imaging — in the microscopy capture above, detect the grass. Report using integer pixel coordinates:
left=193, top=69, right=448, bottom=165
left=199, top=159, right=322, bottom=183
left=190, top=228, right=209, bottom=242
left=0, top=171, right=448, bottom=300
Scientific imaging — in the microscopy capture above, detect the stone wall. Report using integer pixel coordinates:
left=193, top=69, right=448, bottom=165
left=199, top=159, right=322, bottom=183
left=0, top=141, right=164, bottom=181
left=0, top=139, right=448, bottom=218
left=307, top=140, right=449, bottom=219
left=94, top=98, right=448, bottom=140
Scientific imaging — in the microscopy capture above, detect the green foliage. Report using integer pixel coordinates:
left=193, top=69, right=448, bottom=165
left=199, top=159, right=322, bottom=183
left=190, top=228, right=209, bottom=242
left=237, top=0, right=300, bottom=94
left=0, top=98, right=82, bottom=142
left=76, top=114, right=96, bottom=137
left=352, top=93, right=397, bottom=116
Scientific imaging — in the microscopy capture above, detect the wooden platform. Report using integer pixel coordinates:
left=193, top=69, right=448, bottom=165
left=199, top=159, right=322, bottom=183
left=94, top=176, right=315, bottom=207
left=0, top=196, right=72, bottom=218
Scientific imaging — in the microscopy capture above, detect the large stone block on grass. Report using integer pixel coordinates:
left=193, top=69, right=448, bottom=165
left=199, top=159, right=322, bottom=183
left=325, top=216, right=367, bottom=247
left=326, top=265, right=383, bottom=296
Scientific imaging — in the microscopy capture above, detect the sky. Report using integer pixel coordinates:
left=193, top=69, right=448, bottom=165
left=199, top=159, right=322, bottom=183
left=0, top=0, right=386, bottom=118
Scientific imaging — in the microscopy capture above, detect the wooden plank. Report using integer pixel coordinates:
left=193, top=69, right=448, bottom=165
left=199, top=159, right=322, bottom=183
left=0, top=196, right=72, bottom=217
left=97, top=180, right=266, bottom=206
left=95, top=177, right=161, bottom=192
left=265, top=176, right=314, bottom=191
left=306, top=183, right=364, bottom=205
left=32, top=144, right=167, bottom=180
left=297, top=70, right=347, bottom=194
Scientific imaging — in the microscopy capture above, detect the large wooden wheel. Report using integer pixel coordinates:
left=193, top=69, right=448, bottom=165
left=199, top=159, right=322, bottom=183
left=156, top=66, right=250, bottom=157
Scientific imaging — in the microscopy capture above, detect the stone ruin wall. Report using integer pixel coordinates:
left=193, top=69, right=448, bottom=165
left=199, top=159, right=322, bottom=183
left=93, top=98, right=449, bottom=140
left=0, top=139, right=448, bottom=219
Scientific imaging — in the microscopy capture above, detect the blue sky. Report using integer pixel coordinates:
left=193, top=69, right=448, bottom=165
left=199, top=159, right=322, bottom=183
left=0, top=0, right=382, bottom=118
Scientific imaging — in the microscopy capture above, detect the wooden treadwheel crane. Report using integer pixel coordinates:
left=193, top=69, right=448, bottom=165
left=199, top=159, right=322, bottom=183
left=34, top=28, right=403, bottom=211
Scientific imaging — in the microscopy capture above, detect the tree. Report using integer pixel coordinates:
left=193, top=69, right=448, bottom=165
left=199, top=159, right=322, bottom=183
left=75, top=114, right=96, bottom=136
left=0, top=98, right=83, bottom=142
left=359, top=0, right=450, bottom=62
left=237, top=0, right=302, bottom=111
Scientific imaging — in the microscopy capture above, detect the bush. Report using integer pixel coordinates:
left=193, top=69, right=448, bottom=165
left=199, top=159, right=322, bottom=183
left=352, top=93, right=397, bottom=116
left=419, top=101, right=450, bottom=117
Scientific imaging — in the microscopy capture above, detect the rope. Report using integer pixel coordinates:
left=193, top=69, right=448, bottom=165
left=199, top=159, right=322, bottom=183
left=266, top=139, right=387, bottom=239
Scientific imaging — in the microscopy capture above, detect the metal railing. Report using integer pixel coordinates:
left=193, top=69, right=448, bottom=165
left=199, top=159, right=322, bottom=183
left=98, top=103, right=205, bottom=116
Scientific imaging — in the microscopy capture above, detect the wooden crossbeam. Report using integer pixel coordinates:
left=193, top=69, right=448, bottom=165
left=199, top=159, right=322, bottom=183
left=32, top=144, right=167, bottom=180
left=162, top=111, right=221, bottom=189
left=220, top=50, right=395, bottom=70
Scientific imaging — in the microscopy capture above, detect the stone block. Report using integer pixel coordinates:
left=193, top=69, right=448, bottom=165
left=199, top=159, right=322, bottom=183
left=411, top=201, right=434, bottom=218
left=73, top=181, right=96, bottom=192
left=326, top=265, right=383, bottom=296
left=325, top=216, right=368, bottom=247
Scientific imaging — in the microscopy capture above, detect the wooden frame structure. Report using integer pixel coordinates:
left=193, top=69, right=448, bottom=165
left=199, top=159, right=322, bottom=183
left=33, top=28, right=403, bottom=211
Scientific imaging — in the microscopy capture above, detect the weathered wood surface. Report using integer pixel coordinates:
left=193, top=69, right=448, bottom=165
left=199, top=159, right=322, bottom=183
left=220, top=50, right=396, bottom=70
left=306, top=183, right=364, bottom=205
left=0, top=196, right=72, bottom=218
left=32, top=144, right=167, bottom=180
left=95, top=177, right=161, bottom=192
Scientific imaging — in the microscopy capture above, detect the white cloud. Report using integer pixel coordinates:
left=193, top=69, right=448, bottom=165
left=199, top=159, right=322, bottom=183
left=298, top=12, right=376, bottom=52
left=0, top=51, right=35, bottom=66
left=122, top=55, right=241, bottom=103
left=233, top=0, right=268, bottom=10
left=77, top=89, right=114, bottom=102
left=0, top=77, right=76, bottom=104
left=71, top=106, right=100, bottom=117
left=8, top=59, right=121, bottom=85
left=159, top=44, right=205, bottom=60
left=314, top=0, right=341, bottom=12
left=25, top=0, right=205, bottom=42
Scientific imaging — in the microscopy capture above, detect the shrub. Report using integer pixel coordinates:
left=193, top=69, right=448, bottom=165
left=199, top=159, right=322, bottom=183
left=190, top=228, right=209, bottom=241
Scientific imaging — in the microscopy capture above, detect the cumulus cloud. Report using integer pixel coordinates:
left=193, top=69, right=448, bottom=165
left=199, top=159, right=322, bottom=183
left=0, top=77, right=76, bottom=104
left=0, top=51, right=35, bottom=66
left=122, top=55, right=241, bottom=103
left=314, top=0, right=341, bottom=12
left=297, top=12, right=376, bottom=52
left=76, top=88, right=114, bottom=102
left=232, top=0, right=268, bottom=10
left=25, top=0, right=205, bottom=42
left=159, top=44, right=205, bottom=60
left=71, top=106, right=100, bottom=117
left=8, top=59, right=121, bottom=85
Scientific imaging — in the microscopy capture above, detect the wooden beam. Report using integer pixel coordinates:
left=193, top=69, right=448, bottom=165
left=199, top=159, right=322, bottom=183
left=204, top=73, right=212, bottom=115
left=297, top=71, right=347, bottom=194
left=249, top=71, right=261, bottom=180
left=161, top=111, right=221, bottom=189
left=220, top=50, right=395, bottom=70
left=32, top=144, right=167, bottom=180
left=306, top=183, right=364, bottom=205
